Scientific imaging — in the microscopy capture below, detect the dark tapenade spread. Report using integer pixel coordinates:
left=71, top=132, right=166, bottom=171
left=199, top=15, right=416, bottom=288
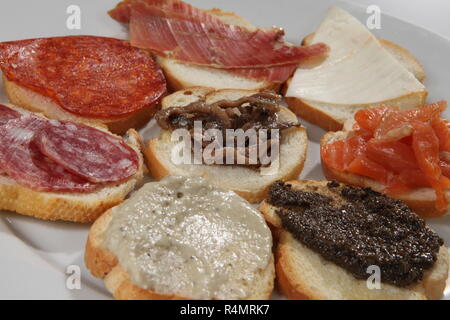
left=268, top=180, right=443, bottom=287
left=155, top=92, right=299, bottom=167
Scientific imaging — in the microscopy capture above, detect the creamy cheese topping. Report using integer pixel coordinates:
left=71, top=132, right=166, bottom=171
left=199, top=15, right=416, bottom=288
left=286, top=7, right=425, bottom=104
left=103, top=176, right=272, bottom=300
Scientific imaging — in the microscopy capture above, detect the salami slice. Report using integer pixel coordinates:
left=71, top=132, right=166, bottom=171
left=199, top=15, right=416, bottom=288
left=0, top=104, right=20, bottom=126
left=36, top=121, right=139, bottom=183
left=0, top=116, right=96, bottom=193
left=0, top=36, right=166, bottom=118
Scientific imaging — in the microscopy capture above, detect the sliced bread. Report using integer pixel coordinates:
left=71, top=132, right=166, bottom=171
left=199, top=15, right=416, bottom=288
left=3, top=75, right=159, bottom=135
left=260, top=180, right=449, bottom=300
left=144, top=87, right=308, bottom=203
left=156, top=9, right=282, bottom=92
left=320, top=130, right=450, bottom=218
left=0, top=104, right=145, bottom=222
left=285, top=7, right=427, bottom=132
left=85, top=176, right=275, bottom=300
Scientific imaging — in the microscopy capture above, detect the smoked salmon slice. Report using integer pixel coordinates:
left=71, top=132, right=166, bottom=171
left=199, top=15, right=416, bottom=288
left=411, top=121, right=449, bottom=212
left=322, top=102, right=450, bottom=213
left=353, top=106, right=389, bottom=132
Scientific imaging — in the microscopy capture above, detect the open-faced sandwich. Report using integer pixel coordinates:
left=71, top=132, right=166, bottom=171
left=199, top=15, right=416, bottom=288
left=145, top=87, right=308, bottom=202
left=285, top=7, right=427, bottom=131
left=260, top=180, right=449, bottom=300
left=0, top=104, right=144, bottom=222
left=0, top=36, right=166, bottom=134
left=321, top=101, right=450, bottom=218
left=85, top=176, right=275, bottom=300
left=108, top=0, right=328, bottom=92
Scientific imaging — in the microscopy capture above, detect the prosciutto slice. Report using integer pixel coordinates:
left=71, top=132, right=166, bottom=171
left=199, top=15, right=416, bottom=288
left=129, top=4, right=327, bottom=68
left=230, top=64, right=299, bottom=83
left=109, top=0, right=328, bottom=81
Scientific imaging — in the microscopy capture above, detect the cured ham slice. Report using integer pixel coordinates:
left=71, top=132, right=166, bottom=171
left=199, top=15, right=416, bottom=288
left=36, top=121, right=139, bottom=183
left=109, top=0, right=180, bottom=23
left=109, top=0, right=328, bottom=76
left=230, top=64, right=298, bottom=82
left=0, top=36, right=166, bottom=119
left=0, top=104, right=20, bottom=125
left=322, top=102, right=450, bottom=213
left=0, top=116, right=96, bottom=193
left=129, top=4, right=327, bottom=68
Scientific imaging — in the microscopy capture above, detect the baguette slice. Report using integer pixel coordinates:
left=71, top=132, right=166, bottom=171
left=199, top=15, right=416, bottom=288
left=0, top=104, right=145, bottom=222
left=285, top=7, right=427, bottom=132
left=156, top=9, right=282, bottom=92
left=3, top=75, right=159, bottom=135
left=144, top=87, right=308, bottom=203
left=320, top=130, right=450, bottom=218
left=259, top=180, right=449, bottom=300
left=85, top=209, right=275, bottom=300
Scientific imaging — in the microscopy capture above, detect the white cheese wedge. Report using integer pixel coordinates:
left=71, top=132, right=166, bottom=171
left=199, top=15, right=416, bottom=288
left=286, top=7, right=427, bottom=125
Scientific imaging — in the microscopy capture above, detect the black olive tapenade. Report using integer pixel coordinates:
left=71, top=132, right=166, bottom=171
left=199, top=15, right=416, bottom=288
left=268, top=180, right=443, bottom=287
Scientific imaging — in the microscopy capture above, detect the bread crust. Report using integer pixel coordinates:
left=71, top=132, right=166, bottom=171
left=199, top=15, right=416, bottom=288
left=85, top=209, right=275, bottom=300
left=4, top=76, right=162, bottom=135
left=320, top=131, right=450, bottom=218
left=378, top=39, right=426, bottom=83
left=145, top=133, right=306, bottom=203
left=0, top=128, right=145, bottom=222
left=286, top=91, right=428, bottom=132
left=144, top=139, right=170, bottom=181
left=275, top=235, right=317, bottom=300
left=285, top=96, right=343, bottom=132
left=157, top=57, right=281, bottom=93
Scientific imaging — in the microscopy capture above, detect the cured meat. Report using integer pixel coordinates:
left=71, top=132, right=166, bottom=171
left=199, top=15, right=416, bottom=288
left=411, top=122, right=449, bottom=212
left=109, top=0, right=137, bottom=22
left=109, top=0, right=297, bottom=81
left=0, top=36, right=166, bottom=119
left=353, top=106, right=389, bottom=132
left=36, top=121, right=139, bottom=183
left=110, top=0, right=187, bottom=23
left=128, top=3, right=328, bottom=68
left=365, top=140, right=418, bottom=173
left=0, top=116, right=96, bottom=193
left=322, top=102, right=450, bottom=213
left=373, top=101, right=445, bottom=140
left=230, top=64, right=298, bottom=83
left=0, top=108, right=140, bottom=192
left=433, top=119, right=450, bottom=152
left=0, top=104, right=20, bottom=126
left=109, top=0, right=326, bottom=82
left=109, top=0, right=327, bottom=73
left=110, top=0, right=281, bottom=34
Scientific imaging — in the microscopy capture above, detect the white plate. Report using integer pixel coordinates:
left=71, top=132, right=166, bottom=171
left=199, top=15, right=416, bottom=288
left=0, top=0, right=449, bottom=300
